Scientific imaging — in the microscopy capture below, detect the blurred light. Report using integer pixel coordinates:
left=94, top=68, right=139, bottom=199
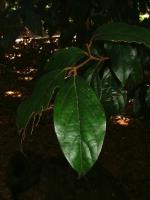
left=72, top=34, right=77, bottom=42
left=15, top=37, right=32, bottom=45
left=139, top=13, right=149, bottom=21
left=16, top=67, right=37, bottom=75
left=16, top=53, right=22, bottom=57
left=18, top=76, right=33, bottom=81
left=13, top=45, right=19, bottom=49
left=45, top=40, right=51, bottom=44
left=128, top=99, right=134, bottom=103
left=5, top=53, right=17, bottom=60
left=15, top=38, right=24, bottom=44
left=69, top=17, right=74, bottom=23
left=11, top=7, right=17, bottom=10
left=45, top=4, right=51, bottom=9
left=4, top=90, right=22, bottom=98
left=112, top=115, right=131, bottom=126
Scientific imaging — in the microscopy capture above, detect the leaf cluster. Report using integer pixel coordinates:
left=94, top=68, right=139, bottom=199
left=16, top=23, right=150, bottom=174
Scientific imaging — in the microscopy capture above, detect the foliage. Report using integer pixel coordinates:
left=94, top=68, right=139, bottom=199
left=16, top=23, right=150, bottom=175
left=0, top=0, right=150, bottom=175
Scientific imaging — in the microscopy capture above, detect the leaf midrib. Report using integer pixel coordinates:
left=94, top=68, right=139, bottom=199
left=73, top=77, right=83, bottom=173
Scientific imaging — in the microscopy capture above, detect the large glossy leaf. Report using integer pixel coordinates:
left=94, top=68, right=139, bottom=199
left=93, top=23, right=150, bottom=48
left=104, top=43, right=139, bottom=86
left=45, top=47, right=86, bottom=71
left=54, top=76, right=106, bottom=175
left=16, top=70, right=65, bottom=131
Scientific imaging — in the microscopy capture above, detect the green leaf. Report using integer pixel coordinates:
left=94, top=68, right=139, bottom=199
left=84, top=62, right=103, bottom=98
left=93, top=23, right=150, bottom=48
left=31, top=70, right=65, bottom=112
left=54, top=76, right=106, bottom=175
left=16, top=70, right=65, bottom=130
left=45, top=47, right=86, bottom=71
left=105, top=43, right=139, bottom=86
left=16, top=98, right=34, bottom=132
left=84, top=63, right=127, bottom=117
left=100, top=69, right=127, bottom=117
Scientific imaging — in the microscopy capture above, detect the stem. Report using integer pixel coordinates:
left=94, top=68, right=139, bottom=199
left=66, top=42, right=110, bottom=77
left=76, top=57, right=92, bottom=70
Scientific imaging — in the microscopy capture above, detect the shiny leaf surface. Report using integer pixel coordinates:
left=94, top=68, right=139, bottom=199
left=105, top=43, right=139, bottom=86
left=93, top=23, right=150, bottom=48
left=54, top=76, right=106, bottom=175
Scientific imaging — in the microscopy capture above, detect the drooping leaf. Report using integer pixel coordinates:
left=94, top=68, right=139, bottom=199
left=16, top=70, right=65, bottom=130
left=54, top=76, right=106, bottom=175
left=104, top=43, right=139, bottom=86
left=93, top=23, right=150, bottom=48
left=45, top=47, right=86, bottom=71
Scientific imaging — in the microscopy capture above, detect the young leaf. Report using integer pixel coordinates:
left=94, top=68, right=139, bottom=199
left=54, top=76, right=106, bottom=175
left=16, top=70, right=65, bottom=131
left=45, top=47, right=86, bottom=71
left=93, top=23, right=150, bottom=48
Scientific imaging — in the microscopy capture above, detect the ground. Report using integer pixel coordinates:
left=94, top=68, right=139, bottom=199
left=0, top=95, right=150, bottom=199
left=0, top=58, right=150, bottom=199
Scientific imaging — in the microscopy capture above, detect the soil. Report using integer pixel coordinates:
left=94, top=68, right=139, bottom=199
left=0, top=97, right=150, bottom=200
left=0, top=66, right=150, bottom=200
